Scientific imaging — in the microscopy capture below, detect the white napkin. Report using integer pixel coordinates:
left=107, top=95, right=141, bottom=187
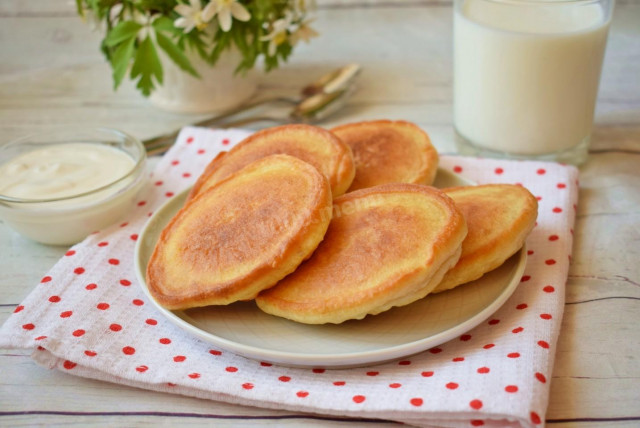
left=0, top=127, right=578, bottom=428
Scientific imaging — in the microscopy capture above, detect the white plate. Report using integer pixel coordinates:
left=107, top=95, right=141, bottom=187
left=135, top=170, right=527, bottom=368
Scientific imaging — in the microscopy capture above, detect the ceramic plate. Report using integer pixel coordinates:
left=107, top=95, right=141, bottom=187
left=135, top=170, right=527, bottom=368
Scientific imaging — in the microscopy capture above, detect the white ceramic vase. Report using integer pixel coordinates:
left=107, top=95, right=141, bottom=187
left=149, top=47, right=257, bottom=114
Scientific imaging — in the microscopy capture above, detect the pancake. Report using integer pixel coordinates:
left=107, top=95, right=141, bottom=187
left=432, top=184, right=538, bottom=293
left=331, top=120, right=439, bottom=191
left=256, top=183, right=467, bottom=324
left=146, top=155, right=333, bottom=310
left=188, top=124, right=355, bottom=200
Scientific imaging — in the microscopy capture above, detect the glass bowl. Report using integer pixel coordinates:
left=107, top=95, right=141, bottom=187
left=0, top=128, right=147, bottom=245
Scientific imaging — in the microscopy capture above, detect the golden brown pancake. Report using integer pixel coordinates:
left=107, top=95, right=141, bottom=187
left=147, top=155, right=333, bottom=310
left=331, top=120, right=439, bottom=191
left=188, top=124, right=355, bottom=200
left=256, top=183, right=467, bottom=324
left=432, top=184, right=538, bottom=293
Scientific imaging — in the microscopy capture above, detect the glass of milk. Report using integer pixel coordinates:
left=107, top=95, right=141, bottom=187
left=453, top=0, right=613, bottom=164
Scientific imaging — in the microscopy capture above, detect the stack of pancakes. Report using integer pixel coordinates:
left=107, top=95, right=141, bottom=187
left=147, top=120, right=538, bottom=324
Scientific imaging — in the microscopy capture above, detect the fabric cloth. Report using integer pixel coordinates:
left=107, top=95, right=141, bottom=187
left=0, top=127, right=579, bottom=428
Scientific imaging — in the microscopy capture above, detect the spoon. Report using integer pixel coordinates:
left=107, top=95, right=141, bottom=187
left=144, top=64, right=361, bottom=156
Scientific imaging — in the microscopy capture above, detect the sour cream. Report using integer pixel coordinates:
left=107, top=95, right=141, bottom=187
left=0, top=143, right=136, bottom=202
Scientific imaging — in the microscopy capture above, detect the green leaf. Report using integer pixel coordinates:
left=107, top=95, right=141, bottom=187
left=110, top=36, right=136, bottom=90
left=152, top=16, right=176, bottom=33
left=75, top=0, right=83, bottom=16
left=105, top=21, right=142, bottom=47
left=130, top=36, right=163, bottom=96
left=156, top=31, right=199, bottom=78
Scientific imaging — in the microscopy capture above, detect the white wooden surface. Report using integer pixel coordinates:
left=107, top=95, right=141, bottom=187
left=1, top=1, right=639, bottom=427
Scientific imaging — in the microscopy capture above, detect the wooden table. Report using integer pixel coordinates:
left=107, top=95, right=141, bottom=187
left=1, top=1, right=639, bottom=426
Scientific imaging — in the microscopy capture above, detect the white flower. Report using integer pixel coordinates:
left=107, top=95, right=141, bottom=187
left=290, top=19, right=318, bottom=46
left=210, top=0, right=251, bottom=32
left=174, top=0, right=217, bottom=33
left=134, top=10, right=160, bottom=41
left=261, top=12, right=294, bottom=56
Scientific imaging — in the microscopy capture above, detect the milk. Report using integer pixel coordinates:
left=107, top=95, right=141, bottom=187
left=454, top=0, right=611, bottom=156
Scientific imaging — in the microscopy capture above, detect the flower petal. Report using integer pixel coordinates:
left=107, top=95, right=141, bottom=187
left=218, top=7, right=232, bottom=32
left=202, top=2, right=217, bottom=22
left=174, top=4, right=193, bottom=17
left=230, top=2, right=251, bottom=21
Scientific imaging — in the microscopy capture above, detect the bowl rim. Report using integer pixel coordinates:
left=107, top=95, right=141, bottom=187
left=0, top=127, right=146, bottom=204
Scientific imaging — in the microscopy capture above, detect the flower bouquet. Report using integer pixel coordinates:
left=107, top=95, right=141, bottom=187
left=76, top=0, right=318, bottom=98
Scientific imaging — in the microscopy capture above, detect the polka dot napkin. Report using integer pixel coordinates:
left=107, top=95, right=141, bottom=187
left=0, top=127, right=578, bottom=428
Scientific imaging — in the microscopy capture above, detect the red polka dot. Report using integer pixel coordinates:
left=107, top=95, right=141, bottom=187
left=63, top=360, right=76, bottom=370
left=488, top=319, right=500, bottom=325
left=278, top=375, right=290, bottom=382
left=34, top=336, right=47, bottom=341
left=410, top=398, right=423, bottom=407
left=516, top=303, right=528, bottom=310
left=557, top=183, right=566, bottom=189
left=222, top=139, right=230, bottom=145
left=521, top=275, right=531, bottom=282
left=471, top=420, right=485, bottom=427
left=60, top=311, right=73, bottom=318
left=14, top=305, right=24, bottom=313
left=159, top=338, right=171, bottom=345
left=366, top=371, right=379, bottom=376
left=528, top=250, right=534, bottom=255
left=225, top=366, right=238, bottom=373
left=132, top=299, right=144, bottom=306
left=108, top=258, right=120, bottom=265
left=512, top=327, right=524, bottom=334
left=536, top=168, right=546, bottom=175
left=48, top=295, right=61, bottom=303
left=260, top=362, right=272, bottom=367
left=182, top=172, right=191, bottom=178
left=97, top=241, right=109, bottom=247
left=552, top=207, right=563, bottom=213
left=120, top=279, right=131, bottom=286
left=174, top=355, right=186, bottom=362
left=197, top=149, right=205, bottom=155
left=74, top=267, right=85, bottom=275
left=22, top=323, right=35, bottom=330
left=186, top=137, right=194, bottom=144
left=136, top=365, right=148, bottom=372
left=453, top=357, right=465, bottom=362
left=535, top=372, right=547, bottom=383
left=96, top=303, right=109, bottom=310
left=137, top=201, right=146, bottom=207
left=146, top=318, right=157, bottom=325
left=296, top=391, right=309, bottom=398
left=130, top=234, right=138, bottom=241
left=123, top=346, right=136, bottom=355
left=209, top=349, right=222, bottom=356
left=353, top=395, right=366, bottom=404
left=65, top=250, right=76, bottom=256
left=86, top=283, right=97, bottom=290
left=505, top=385, right=519, bottom=393
left=313, top=368, right=326, bottom=373
left=446, top=382, right=459, bottom=389
left=72, top=329, right=85, bottom=337
left=41, top=276, right=52, bottom=283
left=189, top=373, right=201, bottom=379
left=477, top=367, right=490, bottom=374
left=165, top=192, right=174, bottom=198
left=460, top=334, right=472, bottom=341
left=453, top=166, right=463, bottom=173
left=84, top=350, right=97, bottom=357
left=120, top=222, right=129, bottom=227
left=429, top=347, right=443, bottom=354
left=538, top=340, right=550, bottom=349
left=242, top=383, right=254, bottom=390
left=470, top=399, right=483, bottom=410
left=495, top=167, right=504, bottom=174
left=530, top=412, right=542, bottom=424
left=110, top=323, right=122, bottom=332
left=398, top=360, right=411, bottom=365
left=171, top=160, right=180, bottom=166
left=421, top=371, right=434, bottom=377
left=548, top=235, right=559, bottom=241
left=483, top=343, right=495, bottom=349
left=536, top=196, right=542, bottom=201
left=545, top=259, right=556, bottom=266
left=389, top=383, right=402, bottom=388
left=507, top=352, right=521, bottom=358
left=540, top=313, right=553, bottom=320
left=154, top=180, right=163, bottom=186
left=543, top=285, right=555, bottom=292
left=333, top=381, right=346, bottom=386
